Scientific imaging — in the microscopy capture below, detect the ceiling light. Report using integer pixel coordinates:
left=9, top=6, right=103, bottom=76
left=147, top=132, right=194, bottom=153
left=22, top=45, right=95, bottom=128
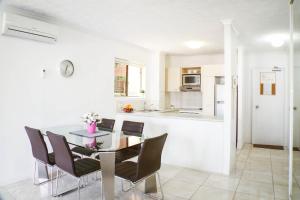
left=262, top=34, right=288, bottom=48
left=271, top=39, right=285, bottom=47
left=184, top=41, right=204, bottom=49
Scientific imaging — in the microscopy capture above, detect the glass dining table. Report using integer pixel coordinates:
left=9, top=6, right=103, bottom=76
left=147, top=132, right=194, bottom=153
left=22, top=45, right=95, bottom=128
left=41, top=124, right=158, bottom=200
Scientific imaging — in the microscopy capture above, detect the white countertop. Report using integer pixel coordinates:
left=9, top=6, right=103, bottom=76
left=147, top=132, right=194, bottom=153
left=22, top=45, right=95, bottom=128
left=117, top=110, right=223, bottom=122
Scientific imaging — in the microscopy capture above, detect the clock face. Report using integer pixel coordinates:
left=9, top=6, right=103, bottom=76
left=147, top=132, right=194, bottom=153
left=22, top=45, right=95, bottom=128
left=60, top=60, right=74, bottom=77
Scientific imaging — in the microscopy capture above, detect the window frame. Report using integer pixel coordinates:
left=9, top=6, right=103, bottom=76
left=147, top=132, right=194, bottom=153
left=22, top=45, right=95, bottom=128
left=114, top=58, right=145, bottom=98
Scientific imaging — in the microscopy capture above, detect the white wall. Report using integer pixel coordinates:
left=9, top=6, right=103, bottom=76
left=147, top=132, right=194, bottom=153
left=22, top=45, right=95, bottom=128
left=0, top=15, right=155, bottom=185
left=166, top=54, right=224, bottom=68
left=242, top=50, right=290, bottom=146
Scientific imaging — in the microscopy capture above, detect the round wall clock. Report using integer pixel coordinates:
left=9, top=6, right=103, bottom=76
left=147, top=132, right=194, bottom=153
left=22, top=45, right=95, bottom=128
left=60, top=60, right=74, bottom=77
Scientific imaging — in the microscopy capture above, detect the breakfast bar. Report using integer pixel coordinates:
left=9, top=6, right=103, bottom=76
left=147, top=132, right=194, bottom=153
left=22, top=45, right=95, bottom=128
left=116, top=111, right=225, bottom=174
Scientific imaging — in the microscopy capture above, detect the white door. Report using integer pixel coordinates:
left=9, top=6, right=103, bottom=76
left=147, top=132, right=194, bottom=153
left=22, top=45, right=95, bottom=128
left=252, top=68, right=285, bottom=146
left=294, top=68, right=300, bottom=148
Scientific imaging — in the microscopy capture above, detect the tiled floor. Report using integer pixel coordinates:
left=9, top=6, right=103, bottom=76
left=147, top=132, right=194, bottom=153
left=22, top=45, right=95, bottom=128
left=1, top=144, right=300, bottom=200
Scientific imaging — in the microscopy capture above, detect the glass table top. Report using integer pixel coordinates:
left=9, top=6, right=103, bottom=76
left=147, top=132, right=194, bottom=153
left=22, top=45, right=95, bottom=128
left=41, top=124, right=144, bottom=152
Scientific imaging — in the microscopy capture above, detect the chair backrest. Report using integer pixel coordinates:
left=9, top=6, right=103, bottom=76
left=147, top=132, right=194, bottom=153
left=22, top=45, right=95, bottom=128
left=121, top=120, right=144, bottom=137
left=47, top=131, right=76, bottom=176
left=97, top=118, right=115, bottom=132
left=136, top=133, right=168, bottom=180
left=25, top=126, right=51, bottom=164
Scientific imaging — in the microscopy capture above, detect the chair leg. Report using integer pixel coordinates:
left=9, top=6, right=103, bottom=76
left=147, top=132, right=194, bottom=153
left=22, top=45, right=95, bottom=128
left=77, top=178, right=81, bottom=200
left=55, top=169, right=60, bottom=196
left=157, top=172, right=164, bottom=200
left=50, top=166, right=53, bottom=196
left=33, top=159, right=37, bottom=184
left=122, top=180, right=132, bottom=192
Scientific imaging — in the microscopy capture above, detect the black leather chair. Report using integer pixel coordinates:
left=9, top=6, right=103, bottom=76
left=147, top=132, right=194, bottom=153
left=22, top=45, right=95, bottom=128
left=25, top=126, right=80, bottom=195
left=71, top=118, right=115, bottom=157
left=47, top=132, right=101, bottom=199
left=114, top=121, right=144, bottom=163
left=121, top=120, right=144, bottom=137
left=97, top=118, right=115, bottom=132
left=115, top=133, right=168, bottom=199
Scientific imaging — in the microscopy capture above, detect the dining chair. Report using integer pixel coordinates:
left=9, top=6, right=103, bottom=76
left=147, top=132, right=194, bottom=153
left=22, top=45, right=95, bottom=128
left=121, top=120, right=144, bottom=137
left=97, top=118, right=115, bottom=132
left=25, top=126, right=80, bottom=195
left=71, top=118, right=115, bottom=157
left=114, top=120, right=145, bottom=163
left=47, top=131, right=101, bottom=199
left=115, top=133, right=168, bottom=199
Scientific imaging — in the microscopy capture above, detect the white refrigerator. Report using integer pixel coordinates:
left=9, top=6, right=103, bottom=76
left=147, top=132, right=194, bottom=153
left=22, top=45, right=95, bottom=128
left=215, top=84, right=225, bottom=118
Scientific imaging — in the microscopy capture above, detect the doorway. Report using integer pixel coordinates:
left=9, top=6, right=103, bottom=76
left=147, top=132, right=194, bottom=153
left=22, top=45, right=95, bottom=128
left=251, top=68, right=286, bottom=147
left=294, top=67, right=300, bottom=150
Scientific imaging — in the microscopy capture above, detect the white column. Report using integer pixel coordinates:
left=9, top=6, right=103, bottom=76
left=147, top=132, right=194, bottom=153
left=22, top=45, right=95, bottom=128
left=146, top=52, right=166, bottom=110
left=222, top=19, right=238, bottom=174
left=237, top=46, right=245, bottom=149
left=288, top=1, right=294, bottom=198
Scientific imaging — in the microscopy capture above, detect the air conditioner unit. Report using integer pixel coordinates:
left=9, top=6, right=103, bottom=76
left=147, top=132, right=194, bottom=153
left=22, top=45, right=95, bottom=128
left=2, top=12, right=58, bottom=43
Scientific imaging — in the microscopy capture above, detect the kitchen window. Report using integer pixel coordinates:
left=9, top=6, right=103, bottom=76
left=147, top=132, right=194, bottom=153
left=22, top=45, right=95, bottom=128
left=114, top=58, right=146, bottom=97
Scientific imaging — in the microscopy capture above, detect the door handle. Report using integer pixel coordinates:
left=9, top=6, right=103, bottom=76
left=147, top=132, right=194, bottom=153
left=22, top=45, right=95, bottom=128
left=255, top=105, right=259, bottom=109
left=294, top=107, right=297, bottom=111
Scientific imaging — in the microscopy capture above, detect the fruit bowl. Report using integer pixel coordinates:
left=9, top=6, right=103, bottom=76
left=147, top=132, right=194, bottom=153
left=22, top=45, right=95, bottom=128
left=123, top=104, right=134, bottom=113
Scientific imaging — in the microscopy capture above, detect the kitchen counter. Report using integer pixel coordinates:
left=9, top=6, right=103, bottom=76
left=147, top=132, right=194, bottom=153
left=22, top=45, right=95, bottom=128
left=115, top=111, right=226, bottom=174
left=117, top=110, right=223, bottom=122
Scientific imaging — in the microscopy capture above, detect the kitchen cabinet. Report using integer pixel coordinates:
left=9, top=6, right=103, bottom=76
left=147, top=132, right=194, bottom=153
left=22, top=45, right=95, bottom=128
left=201, top=65, right=224, bottom=116
left=167, top=67, right=181, bottom=92
left=201, top=65, right=224, bottom=77
left=201, top=76, right=215, bottom=115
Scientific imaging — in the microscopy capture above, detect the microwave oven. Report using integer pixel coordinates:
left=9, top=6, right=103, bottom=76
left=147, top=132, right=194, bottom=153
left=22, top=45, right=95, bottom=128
left=182, top=74, right=201, bottom=86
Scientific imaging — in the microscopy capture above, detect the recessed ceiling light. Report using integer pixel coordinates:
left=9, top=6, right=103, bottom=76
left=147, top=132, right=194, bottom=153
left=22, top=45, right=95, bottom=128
left=271, top=39, right=284, bottom=47
left=262, top=34, right=288, bottom=48
left=184, top=41, right=204, bottom=49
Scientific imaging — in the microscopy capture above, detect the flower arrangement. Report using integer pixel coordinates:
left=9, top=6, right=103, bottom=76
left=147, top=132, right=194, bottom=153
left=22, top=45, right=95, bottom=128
left=81, top=112, right=100, bottom=124
left=123, top=104, right=133, bottom=113
left=81, top=112, right=100, bottom=133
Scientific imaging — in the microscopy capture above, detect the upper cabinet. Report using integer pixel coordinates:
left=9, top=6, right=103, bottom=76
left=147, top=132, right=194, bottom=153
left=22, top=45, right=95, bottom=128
left=201, top=65, right=224, bottom=77
left=167, top=67, right=181, bottom=92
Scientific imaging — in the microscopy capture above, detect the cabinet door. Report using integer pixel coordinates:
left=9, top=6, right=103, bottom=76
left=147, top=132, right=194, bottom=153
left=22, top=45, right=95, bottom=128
left=202, top=65, right=224, bottom=77
left=167, top=67, right=181, bottom=92
left=201, top=76, right=215, bottom=116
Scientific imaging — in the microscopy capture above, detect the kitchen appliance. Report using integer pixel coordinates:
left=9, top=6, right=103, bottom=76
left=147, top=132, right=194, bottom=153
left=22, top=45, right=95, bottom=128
left=215, top=84, right=225, bottom=118
left=181, top=74, right=201, bottom=91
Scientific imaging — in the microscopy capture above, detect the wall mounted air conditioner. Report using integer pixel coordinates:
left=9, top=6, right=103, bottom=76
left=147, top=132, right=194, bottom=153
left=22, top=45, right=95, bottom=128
left=2, top=12, right=58, bottom=43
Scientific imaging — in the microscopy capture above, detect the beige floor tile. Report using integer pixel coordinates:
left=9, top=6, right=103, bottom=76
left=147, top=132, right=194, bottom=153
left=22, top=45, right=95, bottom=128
left=163, top=194, right=189, bottom=200
left=204, top=174, right=240, bottom=191
left=159, top=164, right=183, bottom=179
left=272, top=165, right=289, bottom=176
left=241, top=170, right=273, bottom=184
left=243, top=144, right=253, bottom=150
left=236, top=179, right=274, bottom=198
left=245, top=160, right=272, bottom=173
left=234, top=192, right=274, bottom=200
left=173, top=168, right=210, bottom=185
left=275, top=184, right=300, bottom=200
left=273, top=174, right=293, bottom=186
left=230, top=168, right=244, bottom=178
left=191, top=186, right=234, bottom=200
left=295, top=176, right=300, bottom=187
left=163, top=179, right=199, bottom=199
left=237, top=151, right=250, bottom=161
left=235, top=161, right=246, bottom=170
left=274, top=184, right=289, bottom=200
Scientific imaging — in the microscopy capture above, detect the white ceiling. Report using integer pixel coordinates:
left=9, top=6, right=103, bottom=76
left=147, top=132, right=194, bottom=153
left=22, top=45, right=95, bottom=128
left=1, top=0, right=293, bottom=54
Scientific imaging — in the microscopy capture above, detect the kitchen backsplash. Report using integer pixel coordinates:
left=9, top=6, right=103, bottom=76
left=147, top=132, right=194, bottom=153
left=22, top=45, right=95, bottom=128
left=168, top=91, right=202, bottom=109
